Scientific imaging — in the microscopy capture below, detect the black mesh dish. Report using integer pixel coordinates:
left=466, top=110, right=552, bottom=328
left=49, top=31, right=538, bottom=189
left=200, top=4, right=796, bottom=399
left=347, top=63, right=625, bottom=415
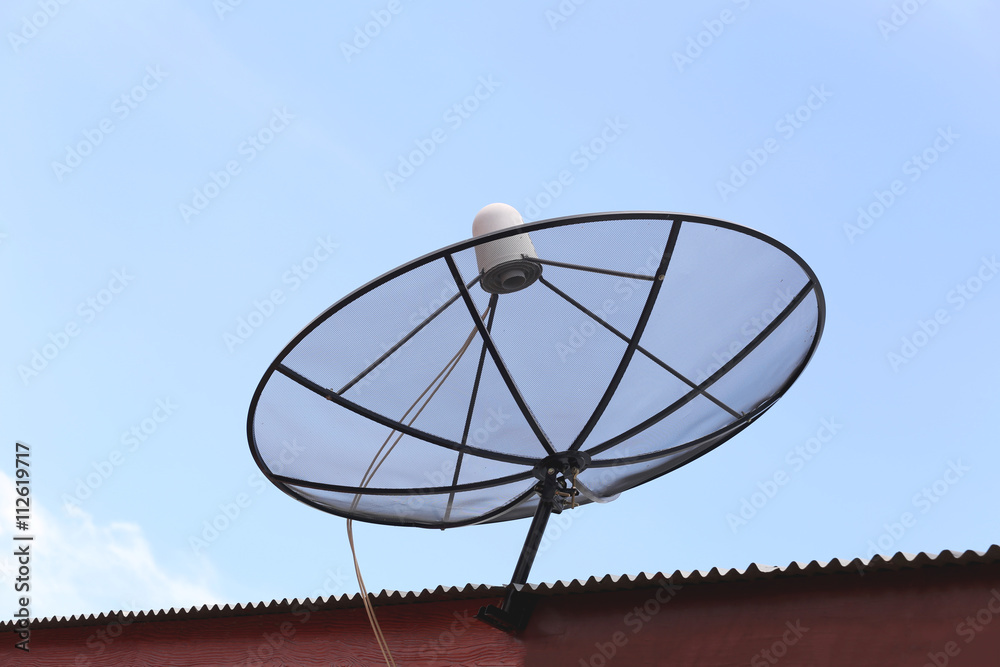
left=247, top=212, right=825, bottom=528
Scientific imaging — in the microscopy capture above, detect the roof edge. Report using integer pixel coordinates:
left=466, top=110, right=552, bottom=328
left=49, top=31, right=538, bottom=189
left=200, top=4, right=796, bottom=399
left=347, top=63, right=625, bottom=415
left=9, top=544, right=999, bottom=630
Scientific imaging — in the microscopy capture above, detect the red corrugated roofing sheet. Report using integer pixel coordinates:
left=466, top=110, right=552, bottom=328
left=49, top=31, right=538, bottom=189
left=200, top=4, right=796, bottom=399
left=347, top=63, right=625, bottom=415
left=7, top=544, right=997, bottom=630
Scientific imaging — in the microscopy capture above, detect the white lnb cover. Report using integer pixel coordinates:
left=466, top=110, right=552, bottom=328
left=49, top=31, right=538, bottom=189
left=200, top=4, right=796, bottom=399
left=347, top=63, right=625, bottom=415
left=472, top=203, right=541, bottom=294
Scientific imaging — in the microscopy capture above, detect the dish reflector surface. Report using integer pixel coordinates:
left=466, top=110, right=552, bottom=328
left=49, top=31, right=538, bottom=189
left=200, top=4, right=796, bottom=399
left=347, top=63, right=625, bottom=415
left=248, top=212, right=824, bottom=528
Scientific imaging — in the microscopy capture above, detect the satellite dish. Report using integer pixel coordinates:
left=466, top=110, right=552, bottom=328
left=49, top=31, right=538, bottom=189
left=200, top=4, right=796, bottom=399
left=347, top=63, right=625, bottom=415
left=247, top=207, right=825, bottom=631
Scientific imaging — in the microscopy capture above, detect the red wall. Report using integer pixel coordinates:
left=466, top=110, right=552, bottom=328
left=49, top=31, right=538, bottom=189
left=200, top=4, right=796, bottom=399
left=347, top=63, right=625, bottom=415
left=9, top=598, right=525, bottom=666
left=524, top=565, right=1000, bottom=666
left=7, top=564, right=1000, bottom=666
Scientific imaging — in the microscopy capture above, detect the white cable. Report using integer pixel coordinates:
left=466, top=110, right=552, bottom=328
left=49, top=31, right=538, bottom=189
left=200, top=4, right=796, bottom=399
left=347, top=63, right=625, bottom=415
left=572, top=476, right=621, bottom=504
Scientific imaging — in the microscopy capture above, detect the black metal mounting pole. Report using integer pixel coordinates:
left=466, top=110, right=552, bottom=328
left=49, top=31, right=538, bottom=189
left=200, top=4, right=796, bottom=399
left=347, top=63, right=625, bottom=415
left=510, top=467, right=559, bottom=586
left=476, top=466, right=560, bottom=633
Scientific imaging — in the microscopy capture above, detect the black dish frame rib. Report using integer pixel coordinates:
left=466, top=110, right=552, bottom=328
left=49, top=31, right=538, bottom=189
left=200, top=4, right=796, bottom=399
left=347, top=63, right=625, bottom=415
left=247, top=212, right=826, bottom=529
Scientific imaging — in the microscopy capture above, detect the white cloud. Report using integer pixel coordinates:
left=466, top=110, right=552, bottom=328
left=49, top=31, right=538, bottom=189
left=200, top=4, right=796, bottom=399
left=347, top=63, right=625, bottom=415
left=0, top=472, right=220, bottom=619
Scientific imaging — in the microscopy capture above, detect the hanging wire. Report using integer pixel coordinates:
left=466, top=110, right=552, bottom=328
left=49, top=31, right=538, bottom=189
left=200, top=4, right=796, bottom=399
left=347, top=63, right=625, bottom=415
left=346, top=518, right=396, bottom=666
left=346, top=304, right=490, bottom=667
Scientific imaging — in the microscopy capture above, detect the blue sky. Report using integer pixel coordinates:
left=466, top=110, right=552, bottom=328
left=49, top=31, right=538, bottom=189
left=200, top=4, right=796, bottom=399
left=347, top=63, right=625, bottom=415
left=2, top=0, right=998, bottom=620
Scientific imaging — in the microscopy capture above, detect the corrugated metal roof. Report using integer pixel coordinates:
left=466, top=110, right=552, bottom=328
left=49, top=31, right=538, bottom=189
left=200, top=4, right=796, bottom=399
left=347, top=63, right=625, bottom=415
left=8, top=544, right=998, bottom=630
